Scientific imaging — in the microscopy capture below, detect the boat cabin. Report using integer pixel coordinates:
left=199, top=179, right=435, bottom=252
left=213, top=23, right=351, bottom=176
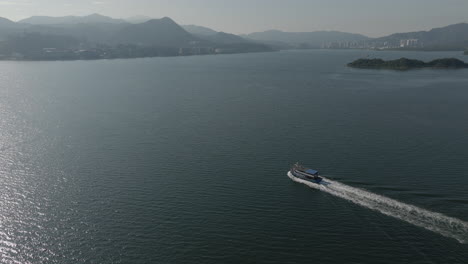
left=293, top=163, right=320, bottom=176
left=304, top=169, right=319, bottom=176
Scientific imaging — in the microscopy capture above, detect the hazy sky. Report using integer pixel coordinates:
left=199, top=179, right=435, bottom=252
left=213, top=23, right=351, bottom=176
left=0, top=0, right=467, bottom=37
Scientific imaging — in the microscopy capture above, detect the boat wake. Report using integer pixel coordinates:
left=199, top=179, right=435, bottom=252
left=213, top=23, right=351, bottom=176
left=288, top=172, right=468, bottom=244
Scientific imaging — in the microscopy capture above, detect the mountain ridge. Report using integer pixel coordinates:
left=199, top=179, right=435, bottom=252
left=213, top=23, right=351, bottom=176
left=19, top=14, right=127, bottom=25
left=111, top=17, right=199, bottom=46
left=370, top=23, right=468, bottom=50
left=1, top=14, right=468, bottom=60
left=182, top=25, right=218, bottom=36
left=0, top=15, right=273, bottom=60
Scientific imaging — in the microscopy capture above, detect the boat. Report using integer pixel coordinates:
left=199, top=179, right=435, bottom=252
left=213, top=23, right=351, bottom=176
left=290, top=163, right=323, bottom=184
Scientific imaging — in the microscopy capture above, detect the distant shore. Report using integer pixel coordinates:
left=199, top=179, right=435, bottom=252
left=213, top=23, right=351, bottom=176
left=0, top=46, right=275, bottom=62
left=348, top=57, right=468, bottom=70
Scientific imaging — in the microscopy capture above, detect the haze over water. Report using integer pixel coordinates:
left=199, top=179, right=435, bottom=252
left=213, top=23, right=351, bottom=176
left=1, top=50, right=468, bottom=263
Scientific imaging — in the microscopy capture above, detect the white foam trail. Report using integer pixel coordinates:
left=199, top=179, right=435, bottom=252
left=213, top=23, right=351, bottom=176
left=288, top=172, right=468, bottom=244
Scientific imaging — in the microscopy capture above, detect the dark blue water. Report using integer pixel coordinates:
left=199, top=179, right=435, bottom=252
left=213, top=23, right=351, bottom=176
left=1, top=50, right=468, bottom=263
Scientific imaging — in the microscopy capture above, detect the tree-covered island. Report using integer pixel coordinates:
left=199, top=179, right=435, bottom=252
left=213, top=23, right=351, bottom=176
left=348, top=58, right=468, bottom=70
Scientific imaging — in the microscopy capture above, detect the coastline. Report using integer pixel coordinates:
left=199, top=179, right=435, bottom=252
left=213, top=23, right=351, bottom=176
left=348, top=57, right=468, bottom=70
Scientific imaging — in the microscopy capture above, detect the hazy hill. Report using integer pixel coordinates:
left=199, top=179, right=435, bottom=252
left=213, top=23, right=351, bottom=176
left=111, top=17, right=200, bottom=46
left=19, top=14, right=127, bottom=25
left=183, top=26, right=254, bottom=46
left=0, top=15, right=270, bottom=54
left=200, top=32, right=250, bottom=44
left=0, top=32, right=80, bottom=59
left=0, top=14, right=270, bottom=59
left=373, top=23, right=468, bottom=50
left=245, top=30, right=369, bottom=48
left=182, top=25, right=218, bottom=36
left=0, top=17, right=17, bottom=26
left=24, top=23, right=127, bottom=44
left=2, top=14, right=468, bottom=54
left=0, top=17, right=26, bottom=40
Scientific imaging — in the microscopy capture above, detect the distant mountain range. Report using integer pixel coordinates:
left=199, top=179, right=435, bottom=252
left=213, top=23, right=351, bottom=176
left=181, top=25, right=252, bottom=46
left=182, top=25, right=218, bottom=36
left=0, top=14, right=271, bottom=60
left=369, top=23, right=468, bottom=50
left=19, top=14, right=127, bottom=25
left=243, top=23, right=468, bottom=51
left=13, top=14, right=248, bottom=47
left=0, top=14, right=467, bottom=60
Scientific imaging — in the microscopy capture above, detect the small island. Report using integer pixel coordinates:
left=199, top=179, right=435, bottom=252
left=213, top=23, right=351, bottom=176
left=348, top=57, right=468, bottom=70
left=464, top=50, right=468, bottom=55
